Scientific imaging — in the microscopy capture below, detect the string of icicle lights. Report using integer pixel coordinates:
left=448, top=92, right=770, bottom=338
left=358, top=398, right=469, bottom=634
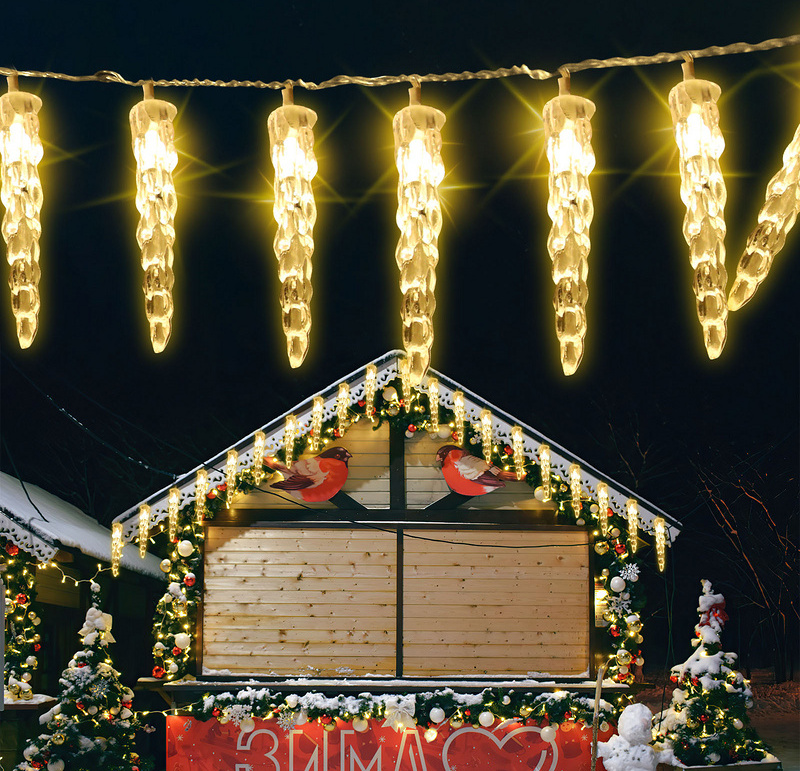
left=1, top=34, right=798, bottom=376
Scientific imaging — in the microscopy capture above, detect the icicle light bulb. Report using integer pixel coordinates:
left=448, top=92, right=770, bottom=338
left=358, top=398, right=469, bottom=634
left=138, top=504, right=151, bottom=558
left=336, top=384, right=349, bottom=434
left=225, top=449, right=238, bottom=506
left=194, top=469, right=208, bottom=525
left=253, top=431, right=266, bottom=484
left=111, top=523, right=123, bottom=577
left=364, top=364, right=377, bottom=418
left=596, top=482, right=610, bottom=536
left=480, top=410, right=493, bottom=464
left=284, top=414, right=298, bottom=466
left=309, top=397, right=324, bottom=452
left=654, top=516, right=667, bottom=572
left=626, top=498, right=640, bottom=553
left=129, top=83, right=178, bottom=353
left=669, top=62, right=728, bottom=359
left=539, top=444, right=552, bottom=501
left=453, top=390, right=465, bottom=446
left=267, top=88, right=318, bottom=367
left=398, top=357, right=412, bottom=410
left=0, top=77, right=43, bottom=349
left=542, top=77, right=596, bottom=376
left=569, top=463, right=582, bottom=517
left=511, top=426, right=526, bottom=480
left=393, top=86, right=445, bottom=385
left=729, top=124, right=800, bottom=310
left=427, top=377, right=439, bottom=431
left=167, top=487, right=180, bottom=542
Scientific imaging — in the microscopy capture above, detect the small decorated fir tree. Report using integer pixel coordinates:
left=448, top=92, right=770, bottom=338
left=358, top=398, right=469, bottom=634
left=16, top=582, right=150, bottom=771
left=652, top=580, right=775, bottom=765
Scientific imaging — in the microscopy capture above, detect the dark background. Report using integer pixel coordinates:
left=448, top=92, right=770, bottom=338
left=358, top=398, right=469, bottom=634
left=2, top=2, right=798, bottom=678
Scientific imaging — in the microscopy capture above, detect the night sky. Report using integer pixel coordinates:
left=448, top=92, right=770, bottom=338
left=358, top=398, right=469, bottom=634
left=2, top=2, right=798, bottom=669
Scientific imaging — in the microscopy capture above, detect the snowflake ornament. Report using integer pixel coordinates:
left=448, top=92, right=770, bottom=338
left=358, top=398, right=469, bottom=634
left=619, top=564, right=640, bottom=582
left=278, top=710, right=299, bottom=732
left=607, top=595, right=633, bottom=615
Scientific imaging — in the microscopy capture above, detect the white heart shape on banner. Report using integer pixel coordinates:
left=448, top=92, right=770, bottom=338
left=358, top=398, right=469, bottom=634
left=441, top=726, right=558, bottom=771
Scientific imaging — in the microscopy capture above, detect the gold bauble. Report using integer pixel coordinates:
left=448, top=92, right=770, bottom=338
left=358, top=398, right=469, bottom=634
left=33, top=634, right=41, bottom=643
left=594, top=542, right=609, bottom=555
left=52, top=733, right=66, bottom=745
left=616, top=649, right=633, bottom=666
left=627, top=619, right=643, bottom=634
left=21, top=688, right=33, bottom=700
left=160, top=559, right=172, bottom=573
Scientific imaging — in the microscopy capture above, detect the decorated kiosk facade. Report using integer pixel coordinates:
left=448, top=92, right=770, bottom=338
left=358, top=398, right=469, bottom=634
left=112, top=350, right=681, bottom=769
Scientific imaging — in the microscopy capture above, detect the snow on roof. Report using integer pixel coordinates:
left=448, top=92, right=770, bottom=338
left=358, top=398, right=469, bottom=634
left=0, top=471, right=163, bottom=578
left=113, top=350, right=681, bottom=543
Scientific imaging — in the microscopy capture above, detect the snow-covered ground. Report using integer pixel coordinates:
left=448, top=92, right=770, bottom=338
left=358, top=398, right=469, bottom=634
left=750, top=715, right=800, bottom=771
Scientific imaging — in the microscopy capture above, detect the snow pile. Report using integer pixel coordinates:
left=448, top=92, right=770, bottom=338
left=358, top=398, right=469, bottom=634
left=599, top=703, right=675, bottom=771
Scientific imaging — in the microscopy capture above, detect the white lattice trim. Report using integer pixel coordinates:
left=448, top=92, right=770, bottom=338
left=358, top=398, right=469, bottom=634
left=0, top=512, right=58, bottom=563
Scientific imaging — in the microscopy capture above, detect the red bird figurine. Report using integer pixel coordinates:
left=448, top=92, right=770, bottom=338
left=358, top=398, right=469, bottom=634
left=266, top=446, right=353, bottom=502
left=436, top=444, right=516, bottom=496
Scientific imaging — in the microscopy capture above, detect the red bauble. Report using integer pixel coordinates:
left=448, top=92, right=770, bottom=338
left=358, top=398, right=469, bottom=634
left=217, top=483, right=227, bottom=491
left=30, top=763, right=42, bottom=770
left=5, top=542, right=19, bottom=555
left=670, top=674, right=678, bottom=683
left=152, top=666, right=166, bottom=679
left=172, top=647, right=182, bottom=656
left=15, top=593, right=29, bottom=605
left=334, top=429, right=342, bottom=438
left=357, top=400, right=366, bottom=407
left=610, top=626, right=621, bottom=637
left=76, top=701, right=85, bottom=710
left=407, top=424, right=417, bottom=433
left=212, top=707, right=221, bottom=716
left=525, top=717, right=536, bottom=726
left=34, top=643, right=41, bottom=651
left=133, top=767, right=140, bottom=771
left=184, top=575, right=196, bottom=587
left=699, top=714, right=709, bottom=723
left=320, top=715, right=333, bottom=724
left=504, top=445, right=513, bottom=455
left=564, top=710, right=572, bottom=719
left=614, top=544, right=627, bottom=555
left=107, top=713, right=115, bottom=722
left=122, top=701, right=132, bottom=708
left=463, top=709, right=470, bottom=716
left=691, top=676, right=699, bottom=686
left=206, top=490, right=218, bottom=500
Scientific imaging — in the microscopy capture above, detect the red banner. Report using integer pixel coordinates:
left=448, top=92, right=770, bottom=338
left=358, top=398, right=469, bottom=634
left=167, top=716, right=613, bottom=771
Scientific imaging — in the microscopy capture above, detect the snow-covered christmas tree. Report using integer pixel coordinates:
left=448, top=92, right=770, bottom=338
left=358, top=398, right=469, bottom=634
left=15, top=582, right=150, bottom=771
left=652, top=580, right=776, bottom=765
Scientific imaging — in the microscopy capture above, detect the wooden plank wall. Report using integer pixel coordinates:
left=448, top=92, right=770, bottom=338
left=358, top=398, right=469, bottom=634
left=203, top=527, right=397, bottom=675
left=403, top=529, right=589, bottom=675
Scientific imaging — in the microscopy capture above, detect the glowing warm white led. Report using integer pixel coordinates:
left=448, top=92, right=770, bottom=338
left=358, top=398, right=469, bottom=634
left=194, top=469, right=209, bottom=525
left=393, top=86, right=445, bottom=385
left=138, top=504, right=151, bottom=558
left=542, top=76, right=596, bottom=376
left=253, top=431, right=266, bottom=484
left=0, top=77, right=43, bottom=349
left=626, top=499, right=640, bottom=554
left=729, top=124, right=800, bottom=310
left=596, top=482, right=610, bottom=537
left=309, top=397, right=324, bottom=452
left=569, top=463, right=582, bottom=517
left=654, top=516, right=667, bottom=572
left=225, top=449, right=238, bottom=506
left=337, top=384, right=350, bottom=435
left=480, top=409, right=493, bottom=464
left=111, top=523, right=123, bottom=578
left=427, top=377, right=439, bottom=431
left=539, top=444, right=552, bottom=501
left=364, top=364, right=377, bottom=418
left=511, top=426, right=526, bottom=480
left=669, top=62, right=728, bottom=359
left=129, top=83, right=178, bottom=353
left=267, top=87, right=318, bottom=367
left=398, top=356, right=412, bottom=411
left=167, top=487, right=180, bottom=542
left=284, top=414, right=298, bottom=466
left=452, top=390, right=465, bottom=445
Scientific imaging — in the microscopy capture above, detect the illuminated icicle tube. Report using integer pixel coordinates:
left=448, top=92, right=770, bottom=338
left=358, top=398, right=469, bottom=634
left=453, top=390, right=465, bottom=445
left=542, top=76, right=596, bottom=376
left=596, top=482, right=610, bottom=537
left=138, top=504, right=151, bottom=558
left=337, top=383, right=350, bottom=434
left=225, top=449, right=238, bottom=506
left=284, top=414, right=298, bottom=466
left=427, top=377, right=439, bottom=431
left=511, top=426, right=526, bottom=480
left=569, top=463, right=582, bottom=517
left=480, top=410, right=493, bottom=464
left=0, top=76, right=43, bottom=349
left=111, top=523, right=123, bottom=577
left=268, top=87, right=318, bottom=367
left=364, top=364, right=377, bottom=418
left=309, top=397, right=324, bottom=452
left=654, top=516, right=667, bottom=572
left=168, top=487, right=180, bottom=542
left=129, top=83, right=178, bottom=353
left=729, top=124, right=800, bottom=310
left=194, top=469, right=209, bottom=525
left=539, top=444, right=552, bottom=501
left=398, top=357, right=412, bottom=411
left=669, top=61, right=728, bottom=359
left=393, top=86, right=445, bottom=385
left=626, top=499, right=640, bottom=553
left=253, top=431, right=266, bottom=484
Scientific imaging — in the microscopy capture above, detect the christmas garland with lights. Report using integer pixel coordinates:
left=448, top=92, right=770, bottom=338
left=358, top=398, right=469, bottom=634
left=149, top=375, right=650, bottom=686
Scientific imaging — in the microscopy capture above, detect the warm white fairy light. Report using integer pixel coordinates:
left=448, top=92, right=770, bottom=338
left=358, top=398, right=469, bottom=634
left=225, top=449, right=238, bottom=506
left=364, top=364, right=377, bottom=418
left=480, top=409, right=493, bottom=464
left=253, top=431, right=266, bottom=484
left=427, top=377, right=440, bottom=431
left=453, top=390, right=465, bottom=445
left=398, top=356, right=413, bottom=412
left=138, top=504, right=151, bottom=558
left=393, top=85, right=445, bottom=386
left=0, top=76, right=43, bottom=349
left=654, top=516, right=667, bottom=572
left=129, top=83, right=178, bottom=354
left=729, top=123, right=800, bottom=311
left=268, top=87, right=318, bottom=367
left=309, top=397, right=324, bottom=452
left=111, top=523, right=123, bottom=578
left=284, top=413, right=298, bottom=466
left=539, top=444, right=552, bottom=501
left=542, top=76, right=596, bottom=376
left=569, top=463, right=582, bottom=517
left=596, top=482, right=610, bottom=537
left=626, top=498, right=640, bottom=554
left=511, top=426, right=525, bottom=480
left=669, top=61, right=728, bottom=359
left=167, top=487, right=180, bottom=542
left=337, top=383, right=350, bottom=434
left=194, top=469, right=209, bottom=525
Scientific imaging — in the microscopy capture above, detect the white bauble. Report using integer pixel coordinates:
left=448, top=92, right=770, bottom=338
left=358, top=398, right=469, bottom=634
left=478, top=711, right=494, bottom=727
left=534, top=487, right=545, bottom=501
left=47, top=760, right=65, bottom=771
left=240, top=716, right=255, bottom=733
left=429, top=707, right=446, bottom=724
left=177, top=540, right=194, bottom=557
left=110, top=706, right=120, bottom=715
left=589, top=504, right=599, bottom=513
left=120, top=708, right=133, bottom=719
left=609, top=576, right=626, bottom=593
left=423, top=728, right=438, bottom=743
left=26, top=655, right=37, bottom=666
left=437, top=426, right=452, bottom=440
left=539, top=725, right=556, bottom=742
left=733, top=718, right=744, bottom=729
left=21, top=673, right=31, bottom=682
left=295, top=711, right=308, bottom=726
left=352, top=717, right=369, bottom=733
left=502, top=695, right=511, bottom=705
left=168, top=662, right=179, bottom=673
left=382, top=387, right=397, bottom=402
left=285, top=694, right=299, bottom=708
left=174, top=633, right=191, bottom=649
left=88, top=706, right=98, bottom=715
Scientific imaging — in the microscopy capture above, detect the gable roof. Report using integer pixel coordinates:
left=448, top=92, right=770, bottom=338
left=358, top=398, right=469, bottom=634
left=112, top=350, right=681, bottom=545
left=0, top=471, right=162, bottom=577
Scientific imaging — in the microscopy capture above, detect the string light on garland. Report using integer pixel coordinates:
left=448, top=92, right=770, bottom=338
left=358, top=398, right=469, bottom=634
left=284, top=413, right=298, bottom=465
left=480, top=409, right=493, bottom=464
left=654, top=516, right=667, bottom=572
left=669, top=58, right=728, bottom=359
left=542, top=74, right=596, bottom=376
left=539, top=444, right=552, bottom=501
left=596, top=482, right=610, bottom=536
left=309, top=397, right=324, bottom=452
left=225, top=449, right=238, bottom=506
left=452, top=390, right=465, bottom=445
left=336, top=383, right=350, bottom=435
left=167, top=487, right=180, bottom=542
left=129, top=81, right=178, bottom=354
left=364, top=363, right=377, bottom=418
left=511, top=425, right=525, bottom=480
left=626, top=498, right=640, bottom=553
left=110, top=523, right=123, bottom=577
left=267, top=86, right=318, bottom=368
left=393, top=84, right=445, bottom=386
left=137, top=504, right=151, bottom=558
left=729, top=123, right=800, bottom=311
left=427, top=377, right=439, bottom=431
left=194, top=468, right=209, bottom=525
left=569, top=463, right=582, bottom=517
left=0, top=74, right=43, bottom=349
